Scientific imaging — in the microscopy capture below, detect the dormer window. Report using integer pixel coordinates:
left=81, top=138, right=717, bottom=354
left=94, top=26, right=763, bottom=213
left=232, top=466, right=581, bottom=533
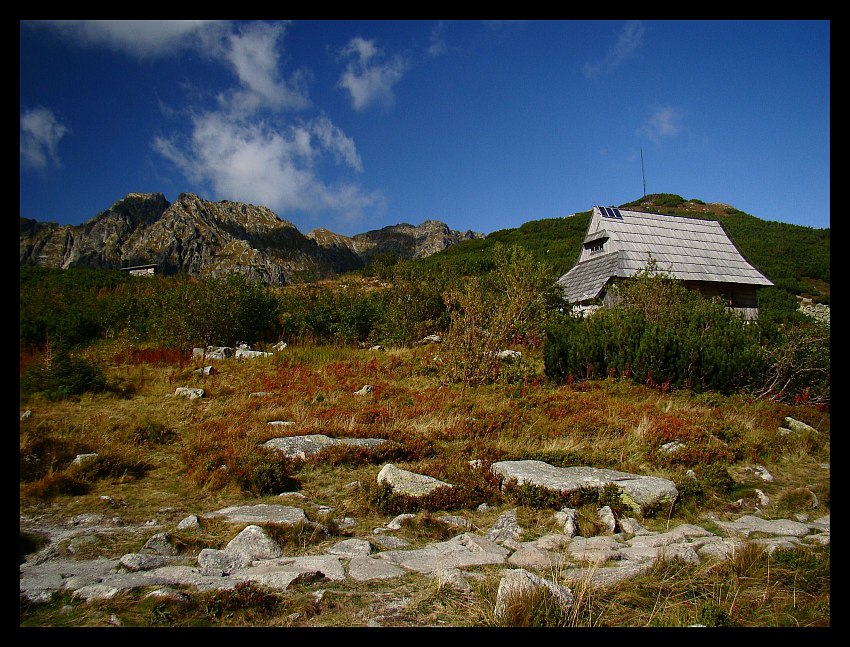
left=582, top=229, right=609, bottom=255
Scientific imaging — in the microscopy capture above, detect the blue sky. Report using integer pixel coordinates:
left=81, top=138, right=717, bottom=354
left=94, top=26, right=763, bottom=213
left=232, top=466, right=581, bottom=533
left=20, top=20, right=830, bottom=236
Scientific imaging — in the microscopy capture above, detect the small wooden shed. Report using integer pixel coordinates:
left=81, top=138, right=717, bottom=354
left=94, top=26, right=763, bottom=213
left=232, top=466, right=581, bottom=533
left=119, top=263, right=157, bottom=277
left=557, top=206, right=773, bottom=319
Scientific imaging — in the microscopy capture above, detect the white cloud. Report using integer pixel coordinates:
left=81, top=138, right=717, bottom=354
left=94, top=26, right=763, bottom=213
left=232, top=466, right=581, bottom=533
left=32, top=19, right=382, bottom=227
left=152, top=111, right=380, bottom=222
left=311, top=115, right=363, bottom=172
left=26, top=20, right=222, bottom=58
left=221, top=21, right=311, bottom=113
left=638, top=105, right=684, bottom=144
left=428, top=21, right=448, bottom=57
left=20, top=106, right=69, bottom=171
left=582, top=20, right=645, bottom=78
left=337, top=37, right=409, bottom=111
left=30, top=20, right=310, bottom=114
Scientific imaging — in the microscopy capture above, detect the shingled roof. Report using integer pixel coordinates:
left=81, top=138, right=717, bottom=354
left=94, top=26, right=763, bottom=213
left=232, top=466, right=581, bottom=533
left=557, top=206, right=773, bottom=304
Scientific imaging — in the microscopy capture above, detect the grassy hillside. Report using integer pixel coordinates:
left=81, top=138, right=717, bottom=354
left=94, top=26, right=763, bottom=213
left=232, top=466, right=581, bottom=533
left=409, top=211, right=592, bottom=279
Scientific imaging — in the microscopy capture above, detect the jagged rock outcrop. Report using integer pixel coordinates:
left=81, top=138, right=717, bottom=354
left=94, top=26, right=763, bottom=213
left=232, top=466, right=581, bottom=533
left=20, top=193, right=483, bottom=285
left=305, top=219, right=484, bottom=266
left=346, top=219, right=484, bottom=262
left=20, top=192, right=171, bottom=270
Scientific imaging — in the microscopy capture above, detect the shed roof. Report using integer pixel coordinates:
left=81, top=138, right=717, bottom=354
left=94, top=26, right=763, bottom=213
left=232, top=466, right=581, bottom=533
left=557, top=251, right=622, bottom=303
left=558, top=206, right=773, bottom=304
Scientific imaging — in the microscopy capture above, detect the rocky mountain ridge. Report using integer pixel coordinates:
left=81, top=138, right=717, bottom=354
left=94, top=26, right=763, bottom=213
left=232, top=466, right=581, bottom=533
left=19, top=192, right=484, bottom=285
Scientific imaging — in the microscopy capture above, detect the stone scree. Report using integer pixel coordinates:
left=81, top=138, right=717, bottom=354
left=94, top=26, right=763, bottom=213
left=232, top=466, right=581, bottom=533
left=21, top=455, right=829, bottom=621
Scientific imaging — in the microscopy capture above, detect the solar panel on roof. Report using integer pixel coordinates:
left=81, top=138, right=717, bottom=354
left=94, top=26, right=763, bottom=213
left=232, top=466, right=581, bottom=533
left=612, top=208, right=622, bottom=219
left=604, top=207, right=615, bottom=218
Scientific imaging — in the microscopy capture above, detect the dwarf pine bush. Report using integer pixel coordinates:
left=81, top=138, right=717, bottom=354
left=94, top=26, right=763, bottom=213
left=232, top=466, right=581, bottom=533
left=20, top=345, right=108, bottom=401
left=544, top=265, right=767, bottom=395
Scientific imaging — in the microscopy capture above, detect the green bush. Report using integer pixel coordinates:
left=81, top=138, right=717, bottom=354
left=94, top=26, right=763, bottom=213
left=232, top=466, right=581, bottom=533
left=756, top=286, right=808, bottom=330
left=753, top=319, right=829, bottom=404
left=233, top=450, right=299, bottom=497
left=650, top=194, right=686, bottom=208
left=19, top=267, right=131, bottom=350
left=20, top=347, right=107, bottom=400
left=279, top=282, right=382, bottom=345
left=441, top=243, right=563, bottom=385
left=146, top=274, right=281, bottom=350
left=544, top=266, right=767, bottom=395
left=373, top=262, right=452, bottom=344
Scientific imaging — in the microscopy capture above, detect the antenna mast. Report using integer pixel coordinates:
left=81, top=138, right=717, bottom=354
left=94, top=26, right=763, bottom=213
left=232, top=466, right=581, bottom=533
left=640, top=147, right=647, bottom=198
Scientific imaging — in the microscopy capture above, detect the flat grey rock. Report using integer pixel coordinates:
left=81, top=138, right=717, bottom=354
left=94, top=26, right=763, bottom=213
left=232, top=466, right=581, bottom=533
left=204, top=504, right=307, bottom=525
left=486, top=508, right=523, bottom=544
left=141, top=531, right=179, bottom=556
left=19, top=480, right=831, bottom=610
left=263, top=434, right=386, bottom=459
left=567, top=536, right=622, bottom=564
left=347, top=555, right=408, bottom=581
left=714, top=515, right=812, bottom=538
left=751, top=536, right=806, bottom=553
left=491, top=460, right=678, bottom=514
left=251, top=555, right=347, bottom=581
left=377, top=463, right=453, bottom=497
left=528, top=533, right=571, bottom=551
left=377, top=533, right=509, bottom=573
left=370, top=534, right=411, bottom=549
left=327, top=538, right=374, bottom=558
left=429, top=567, right=472, bottom=591
left=118, top=553, right=175, bottom=571
left=198, top=548, right=254, bottom=575
left=507, top=544, right=568, bottom=569
left=225, top=525, right=283, bottom=560
left=626, top=524, right=715, bottom=548
left=783, top=417, right=818, bottom=433
left=494, top=568, right=573, bottom=619
left=562, top=562, right=652, bottom=589
left=697, top=537, right=748, bottom=560
left=230, top=568, right=325, bottom=590
left=73, top=584, right=121, bottom=601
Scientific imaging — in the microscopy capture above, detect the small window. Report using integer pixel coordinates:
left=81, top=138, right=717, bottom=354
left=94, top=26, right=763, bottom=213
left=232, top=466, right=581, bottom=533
left=587, top=241, right=604, bottom=254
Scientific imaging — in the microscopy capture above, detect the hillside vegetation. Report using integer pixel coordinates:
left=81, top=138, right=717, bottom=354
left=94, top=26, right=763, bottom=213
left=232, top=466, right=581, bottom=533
left=389, top=193, right=829, bottom=304
left=20, top=194, right=830, bottom=405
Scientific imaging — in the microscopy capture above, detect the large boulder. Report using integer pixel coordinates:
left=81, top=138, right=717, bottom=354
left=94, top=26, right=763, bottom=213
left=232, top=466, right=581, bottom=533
left=491, top=460, right=678, bottom=515
left=377, top=464, right=453, bottom=497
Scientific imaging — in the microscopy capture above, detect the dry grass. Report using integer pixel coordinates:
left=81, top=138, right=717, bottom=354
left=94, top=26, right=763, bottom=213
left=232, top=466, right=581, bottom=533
left=19, top=340, right=829, bottom=627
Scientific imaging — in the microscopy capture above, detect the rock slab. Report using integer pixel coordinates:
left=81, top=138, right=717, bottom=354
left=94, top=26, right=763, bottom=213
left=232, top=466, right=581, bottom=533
left=491, top=460, right=678, bottom=514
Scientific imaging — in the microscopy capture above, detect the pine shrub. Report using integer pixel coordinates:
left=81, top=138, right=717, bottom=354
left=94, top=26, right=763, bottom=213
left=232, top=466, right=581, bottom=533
left=544, top=266, right=769, bottom=396
left=20, top=346, right=107, bottom=400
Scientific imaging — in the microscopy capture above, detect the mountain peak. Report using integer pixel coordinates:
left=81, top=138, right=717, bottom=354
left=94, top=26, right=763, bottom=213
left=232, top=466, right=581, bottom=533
left=20, top=192, right=481, bottom=283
